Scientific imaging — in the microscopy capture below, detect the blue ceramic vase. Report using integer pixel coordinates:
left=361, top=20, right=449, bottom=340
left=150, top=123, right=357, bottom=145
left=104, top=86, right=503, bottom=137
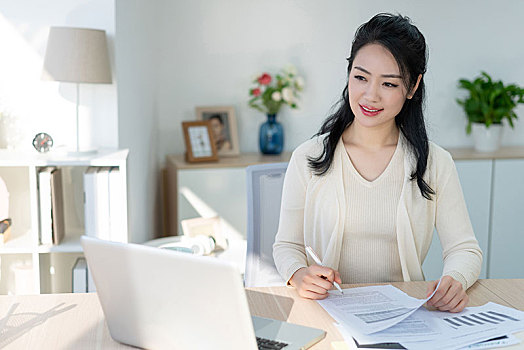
left=259, top=113, right=284, bottom=155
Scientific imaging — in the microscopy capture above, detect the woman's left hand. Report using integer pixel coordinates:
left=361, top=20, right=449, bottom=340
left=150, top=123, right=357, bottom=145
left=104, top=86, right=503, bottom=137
left=426, top=275, right=468, bottom=313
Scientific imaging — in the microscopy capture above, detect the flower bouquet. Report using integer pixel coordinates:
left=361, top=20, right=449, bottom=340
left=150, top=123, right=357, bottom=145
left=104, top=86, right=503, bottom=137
left=248, top=65, right=304, bottom=154
left=248, top=65, right=304, bottom=115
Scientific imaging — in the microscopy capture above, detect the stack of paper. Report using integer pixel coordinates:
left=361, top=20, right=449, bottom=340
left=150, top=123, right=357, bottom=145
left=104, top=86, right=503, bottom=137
left=318, top=284, right=524, bottom=350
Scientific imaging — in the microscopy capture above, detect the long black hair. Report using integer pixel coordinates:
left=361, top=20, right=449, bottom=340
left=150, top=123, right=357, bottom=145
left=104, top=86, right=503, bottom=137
left=308, top=13, right=435, bottom=200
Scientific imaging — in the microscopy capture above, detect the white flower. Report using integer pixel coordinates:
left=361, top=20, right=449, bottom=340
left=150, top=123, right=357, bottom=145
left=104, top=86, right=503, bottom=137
left=271, top=91, right=282, bottom=101
left=283, top=64, right=297, bottom=76
left=282, top=87, right=294, bottom=103
left=295, top=76, right=305, bottom=89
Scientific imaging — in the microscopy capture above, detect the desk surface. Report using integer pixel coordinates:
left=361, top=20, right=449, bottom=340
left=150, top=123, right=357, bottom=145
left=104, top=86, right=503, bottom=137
left=1, top=280, right=523, bottom=349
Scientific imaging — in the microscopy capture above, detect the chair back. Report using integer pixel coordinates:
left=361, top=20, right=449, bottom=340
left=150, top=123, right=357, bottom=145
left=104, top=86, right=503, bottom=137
left=245, top=162, right=288, bottom=287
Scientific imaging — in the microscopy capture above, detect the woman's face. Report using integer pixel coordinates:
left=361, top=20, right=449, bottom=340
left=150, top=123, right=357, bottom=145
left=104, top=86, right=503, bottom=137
left=348, top=43, right=418, bottom=131
left=209, top=118, right=224, bottom=139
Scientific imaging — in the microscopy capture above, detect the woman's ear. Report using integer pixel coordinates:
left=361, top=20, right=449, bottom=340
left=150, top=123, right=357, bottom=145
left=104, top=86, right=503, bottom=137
left=407, top=74, right=423, bottom=99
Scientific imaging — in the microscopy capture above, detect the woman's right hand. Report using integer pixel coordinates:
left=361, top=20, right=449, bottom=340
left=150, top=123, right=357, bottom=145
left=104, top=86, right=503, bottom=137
left=289, top=266, right=342, bottom=300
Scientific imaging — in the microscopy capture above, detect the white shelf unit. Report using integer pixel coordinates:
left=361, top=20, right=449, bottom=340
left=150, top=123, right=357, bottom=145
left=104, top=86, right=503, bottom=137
left=0, top=149, right=128, bottom=294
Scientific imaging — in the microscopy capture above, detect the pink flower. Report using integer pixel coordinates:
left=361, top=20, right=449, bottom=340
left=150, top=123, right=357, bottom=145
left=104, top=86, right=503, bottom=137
left=257, top=73, right=272, bottom=85
left=251, top=88, right=261, bottom=97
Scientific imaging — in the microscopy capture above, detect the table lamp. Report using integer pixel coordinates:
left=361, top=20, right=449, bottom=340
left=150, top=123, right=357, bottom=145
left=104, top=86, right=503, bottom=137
left=42, top=27, right=112, bottom=155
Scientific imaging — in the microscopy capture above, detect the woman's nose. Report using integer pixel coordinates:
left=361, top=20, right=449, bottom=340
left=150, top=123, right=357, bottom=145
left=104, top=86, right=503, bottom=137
left=364, top=82, right=380, bottom=102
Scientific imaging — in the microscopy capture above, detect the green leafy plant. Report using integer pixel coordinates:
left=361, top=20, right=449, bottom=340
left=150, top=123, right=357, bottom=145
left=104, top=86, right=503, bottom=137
left=457, top=72, right=524, bottom=134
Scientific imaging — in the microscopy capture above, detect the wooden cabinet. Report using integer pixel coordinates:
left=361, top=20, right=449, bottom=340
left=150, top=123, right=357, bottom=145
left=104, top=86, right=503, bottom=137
left=165, top=153, right=291, bottom=236
left=0, top=149, right=128, bottom=294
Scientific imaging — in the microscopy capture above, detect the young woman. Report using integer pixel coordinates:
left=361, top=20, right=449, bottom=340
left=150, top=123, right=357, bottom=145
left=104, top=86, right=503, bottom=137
left=273, top=13, right=482, bottom=313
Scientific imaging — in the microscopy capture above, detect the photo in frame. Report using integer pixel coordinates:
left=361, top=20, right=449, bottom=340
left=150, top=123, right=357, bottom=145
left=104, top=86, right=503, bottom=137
left=181, top=121, right=218, bottom=163
left=195, top=106, right=239, bottom=157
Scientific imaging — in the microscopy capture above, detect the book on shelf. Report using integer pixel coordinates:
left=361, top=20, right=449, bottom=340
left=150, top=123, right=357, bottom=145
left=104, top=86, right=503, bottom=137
left=38, top=167, right=53, bottom=245
left=83, top=167, right=98, bottom=238
left=50, top=168, right=65, bottom=245
left=72, top=257, right=88, bottom=293
left=84, top=166, right=126, bottom=242
left=38, top=167, right=65, bottom=245
left=108, top=167, right=126, bottom=242
left=95, top=167, right=111, bottom=240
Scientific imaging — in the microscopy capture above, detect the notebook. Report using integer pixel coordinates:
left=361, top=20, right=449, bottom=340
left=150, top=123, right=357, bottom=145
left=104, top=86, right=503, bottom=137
left=81, top=236, right=325, bottom=349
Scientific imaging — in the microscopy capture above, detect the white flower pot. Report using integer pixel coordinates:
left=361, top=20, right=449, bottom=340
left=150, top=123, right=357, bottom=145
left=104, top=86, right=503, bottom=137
left=471, top=123, right=503, bottom=152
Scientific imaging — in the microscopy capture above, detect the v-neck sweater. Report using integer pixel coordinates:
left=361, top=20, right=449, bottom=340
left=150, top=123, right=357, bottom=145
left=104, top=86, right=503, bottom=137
left=273, top=133, right=482, bottom=291
left=340, top=139, right=404, bottom=283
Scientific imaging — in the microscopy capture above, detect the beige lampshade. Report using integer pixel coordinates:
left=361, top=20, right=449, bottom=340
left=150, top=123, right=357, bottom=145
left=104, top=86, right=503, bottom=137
left=42, top=27, right=112, bottom=84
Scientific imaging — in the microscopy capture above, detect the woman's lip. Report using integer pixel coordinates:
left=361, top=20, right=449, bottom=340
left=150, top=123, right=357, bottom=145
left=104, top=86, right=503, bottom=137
left=359, top=104, right=383, bottom=116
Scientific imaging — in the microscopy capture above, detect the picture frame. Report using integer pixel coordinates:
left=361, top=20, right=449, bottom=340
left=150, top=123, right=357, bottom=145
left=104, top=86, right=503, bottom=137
left=181, top=121, right=218, bottom=163
left=195, top=106, right=239, bottom=157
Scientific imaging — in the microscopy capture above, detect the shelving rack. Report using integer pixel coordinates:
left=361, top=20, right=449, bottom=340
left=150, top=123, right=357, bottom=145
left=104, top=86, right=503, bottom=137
left=0, top=149, right=128, bottom=294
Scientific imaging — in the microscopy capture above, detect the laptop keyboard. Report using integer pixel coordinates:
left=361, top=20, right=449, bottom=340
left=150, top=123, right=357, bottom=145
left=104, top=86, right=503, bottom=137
left=256, top=336, right=289, bottom=349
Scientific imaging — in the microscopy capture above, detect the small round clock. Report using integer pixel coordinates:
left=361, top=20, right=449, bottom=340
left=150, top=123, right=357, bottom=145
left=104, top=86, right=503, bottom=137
left=32, top=132, right=54, bottom=153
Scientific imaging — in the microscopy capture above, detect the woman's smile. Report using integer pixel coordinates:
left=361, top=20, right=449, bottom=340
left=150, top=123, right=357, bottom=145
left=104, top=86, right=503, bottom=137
left=359, top=104, right=384, bottom=116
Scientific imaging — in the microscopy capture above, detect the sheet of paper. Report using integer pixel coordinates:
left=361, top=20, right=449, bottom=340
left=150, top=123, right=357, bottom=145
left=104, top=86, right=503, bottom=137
left=322, top=284, right=524, bottom=350
left=461, top=334, right=521, bottom=349
left=318, top=280, right=441, bottom=335
left=342, top=303, right=524, bottom=348
left=331, top=304, right=442, bottom=344
left=401, top=302, right=524, bottom=350
left=334, top=322, right=520, bottom=350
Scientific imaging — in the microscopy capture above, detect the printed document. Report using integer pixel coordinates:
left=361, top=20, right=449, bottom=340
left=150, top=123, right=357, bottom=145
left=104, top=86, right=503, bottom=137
left=401, top=302, right=524, bottom=350
left=318, top=285, right=524, bottom=350
left=317, top=281, right=441, bottom=335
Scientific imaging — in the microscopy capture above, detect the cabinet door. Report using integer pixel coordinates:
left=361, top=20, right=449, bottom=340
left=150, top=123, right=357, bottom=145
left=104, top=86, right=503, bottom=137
left=178, top=168, right=246, bottom=238
left=422, top=160, right=491, bottom=281
left=490, top=159, right=524, bottom=278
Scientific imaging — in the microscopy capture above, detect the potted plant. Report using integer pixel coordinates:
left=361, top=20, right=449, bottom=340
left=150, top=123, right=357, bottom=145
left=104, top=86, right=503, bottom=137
left=457, top=71, right=524, bottom=152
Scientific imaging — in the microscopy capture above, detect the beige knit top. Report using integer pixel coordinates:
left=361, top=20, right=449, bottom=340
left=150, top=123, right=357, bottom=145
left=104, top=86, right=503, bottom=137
left=273, top=133, right=482, bottom=290
left=340, top=139, right=404, bottom=283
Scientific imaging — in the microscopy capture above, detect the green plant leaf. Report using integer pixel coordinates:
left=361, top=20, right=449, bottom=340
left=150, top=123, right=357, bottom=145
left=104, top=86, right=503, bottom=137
left=456, top=71, right=524, bottom=129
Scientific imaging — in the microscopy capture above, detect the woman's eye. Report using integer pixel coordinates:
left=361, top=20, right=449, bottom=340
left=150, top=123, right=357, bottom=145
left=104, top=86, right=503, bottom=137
left=354, top=75, right=366, bottom=81
left=384, top=82, right=399, bottom=88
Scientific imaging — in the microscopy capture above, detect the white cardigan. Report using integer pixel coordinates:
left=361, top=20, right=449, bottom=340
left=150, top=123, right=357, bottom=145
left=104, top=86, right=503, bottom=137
left=273, top=134, right=482, bottom=290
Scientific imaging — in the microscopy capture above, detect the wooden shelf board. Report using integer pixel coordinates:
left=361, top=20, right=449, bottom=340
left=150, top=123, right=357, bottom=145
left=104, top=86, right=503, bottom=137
left=166, top=152, right=292, bottom=170
left=0, top=232, right=36, bottom=254
left=0, top=149, right=129, bottom=167
left=39, top=235, right=83, bottom=253
left=447, top=146, right=524, bottom=160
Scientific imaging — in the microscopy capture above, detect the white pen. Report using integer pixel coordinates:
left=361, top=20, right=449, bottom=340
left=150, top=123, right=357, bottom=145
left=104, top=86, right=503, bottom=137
left=305, top=246, right=344, bottom=294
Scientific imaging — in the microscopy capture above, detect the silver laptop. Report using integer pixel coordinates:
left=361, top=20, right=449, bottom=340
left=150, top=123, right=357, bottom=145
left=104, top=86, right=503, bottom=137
left=81, top=236, right=325, bottom=350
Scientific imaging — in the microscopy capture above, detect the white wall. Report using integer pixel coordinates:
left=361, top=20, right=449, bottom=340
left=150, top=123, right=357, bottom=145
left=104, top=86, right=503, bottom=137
left=155, top=0, right=524, bottom=161
left=0, top=0, right=118, bottom=151
left=115, top=0, right=159, bottom=242
left=148, top=0, right=524, bottom=238
left=4, top=1, right=523, bottom=242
